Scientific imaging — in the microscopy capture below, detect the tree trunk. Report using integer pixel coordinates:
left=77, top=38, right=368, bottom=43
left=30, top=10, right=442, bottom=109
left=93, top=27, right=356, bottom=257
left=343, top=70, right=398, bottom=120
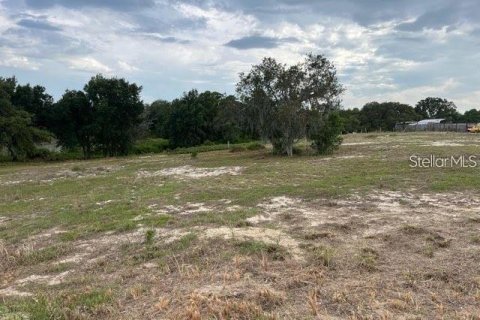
left=286, top=144, right=293, bottom=157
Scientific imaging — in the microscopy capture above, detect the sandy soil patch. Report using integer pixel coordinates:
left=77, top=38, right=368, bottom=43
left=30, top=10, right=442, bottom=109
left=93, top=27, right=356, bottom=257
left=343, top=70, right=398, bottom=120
left=16, top=271, right=71, bottom=286
left=425, top=141, right=465, bottom=147
left=0, top=165, right=122, bottom=186
left=137, top=165, right=244, bottom=179
left=200, top=226, right=304, bottom=261
left=0, top=287, right=33, bottom=297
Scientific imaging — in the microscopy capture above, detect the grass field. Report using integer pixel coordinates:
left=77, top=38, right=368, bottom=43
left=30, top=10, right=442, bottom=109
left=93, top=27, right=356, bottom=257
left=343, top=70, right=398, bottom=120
left=1, top=132, right=480, bottom=319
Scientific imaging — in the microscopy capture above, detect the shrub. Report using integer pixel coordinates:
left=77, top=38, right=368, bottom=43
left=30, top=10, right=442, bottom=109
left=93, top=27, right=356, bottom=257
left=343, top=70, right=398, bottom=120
left=132, top=138, right=169, bottom=154
left=246, top=142, right=265, bottom=151
left=309, top=112, right=343, bottom=155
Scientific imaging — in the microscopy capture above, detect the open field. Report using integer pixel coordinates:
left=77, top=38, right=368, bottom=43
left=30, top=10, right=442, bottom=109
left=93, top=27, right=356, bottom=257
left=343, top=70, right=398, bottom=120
left=1, top=132, right=480, bottom=319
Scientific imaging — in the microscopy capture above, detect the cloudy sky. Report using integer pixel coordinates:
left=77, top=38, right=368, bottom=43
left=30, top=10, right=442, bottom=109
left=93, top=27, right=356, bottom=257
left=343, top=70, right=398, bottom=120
left=0, top=0, right=479, bottom=110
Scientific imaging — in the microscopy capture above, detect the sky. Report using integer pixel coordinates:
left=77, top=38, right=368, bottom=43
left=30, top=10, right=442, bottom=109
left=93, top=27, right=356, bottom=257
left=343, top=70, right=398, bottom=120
left=0, top=0, right=479, bottom=111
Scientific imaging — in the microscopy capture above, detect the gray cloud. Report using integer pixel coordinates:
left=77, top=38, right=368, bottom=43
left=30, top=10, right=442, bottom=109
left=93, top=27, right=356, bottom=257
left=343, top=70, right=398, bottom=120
left=0, top=0, right=479, bottom=110
left=225, top=35, right=298, bottom=49
left=24, top=0, right=155, bottom=10
left=17, top=18, right=61, bottom=31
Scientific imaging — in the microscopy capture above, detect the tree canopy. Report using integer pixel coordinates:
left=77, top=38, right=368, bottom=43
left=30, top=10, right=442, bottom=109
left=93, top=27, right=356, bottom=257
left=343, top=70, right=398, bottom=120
left=237, top=54, right=344, bottom=155
left=415, top=97, right=459, bottom=121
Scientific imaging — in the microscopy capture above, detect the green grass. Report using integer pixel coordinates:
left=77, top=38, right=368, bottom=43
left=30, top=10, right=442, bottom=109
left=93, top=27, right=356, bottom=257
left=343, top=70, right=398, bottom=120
left=1, top=289, right=113, bottom=320
left=234, top=240, right=287, bottom=260
left=1, top=132, right=480, bottom=318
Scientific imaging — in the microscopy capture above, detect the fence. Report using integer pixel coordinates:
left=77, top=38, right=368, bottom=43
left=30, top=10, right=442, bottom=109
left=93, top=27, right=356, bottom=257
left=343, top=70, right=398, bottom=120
left=394, top=123, right=474, bottom=132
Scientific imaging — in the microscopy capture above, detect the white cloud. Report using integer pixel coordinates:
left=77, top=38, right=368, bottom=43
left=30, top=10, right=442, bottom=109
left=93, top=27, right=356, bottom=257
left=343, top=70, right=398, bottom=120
left=118, top=60, right=139, bottom=72
left=67, top=57, right=112, bottom=73
left=0, top=48, right=40, bottom=70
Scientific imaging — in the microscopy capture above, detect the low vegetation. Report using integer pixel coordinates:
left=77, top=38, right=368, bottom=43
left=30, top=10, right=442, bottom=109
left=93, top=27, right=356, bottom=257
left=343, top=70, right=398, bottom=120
left=1, top=132, right=480, bottom=318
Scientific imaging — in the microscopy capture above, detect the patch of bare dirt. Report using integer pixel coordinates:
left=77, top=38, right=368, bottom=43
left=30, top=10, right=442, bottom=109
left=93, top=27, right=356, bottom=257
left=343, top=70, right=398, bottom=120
left=0, top=165, right=122, bottom=186
left=200, top=226, right=305, bottom=261
left=137, top=165, right=244, bottom=179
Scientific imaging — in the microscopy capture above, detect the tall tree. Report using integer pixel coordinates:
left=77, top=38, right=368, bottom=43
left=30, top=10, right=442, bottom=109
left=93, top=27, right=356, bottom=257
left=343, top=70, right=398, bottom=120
left=167, top=90, right=223, bottom=147
left=84, top=75, right=144, bottom=156
left=338, top=108, right=362, bottom=133
left=415, top=97, right=459, bottom=121
left=237, top=54, right=344, bottom=156
left=51, top=90, right=95, bottom=158
left=12, top=83, right=54, bottom=129
left=360, top=102, right=419, bottom=131
left=461, top=109, right=480, bottom=123
left=0, top=80, right=50, bottom=161
left=146, top=100, right=172, bottom=138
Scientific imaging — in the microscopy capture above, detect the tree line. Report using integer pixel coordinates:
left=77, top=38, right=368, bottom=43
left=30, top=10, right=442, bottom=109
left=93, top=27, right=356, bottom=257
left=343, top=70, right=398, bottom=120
left=1, top=53, right=479, bottom=161
left=340, top=98, right=480, bottom=133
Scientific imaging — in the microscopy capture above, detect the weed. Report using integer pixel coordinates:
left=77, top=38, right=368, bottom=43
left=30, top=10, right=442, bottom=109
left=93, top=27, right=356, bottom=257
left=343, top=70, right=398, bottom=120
left=311, top=245, right=335, bottom=268
left=235, top=240, right=286, bottom=260
left=357, top=247, right=379, bottom=271
left=145, top=229, right=156, bottom=245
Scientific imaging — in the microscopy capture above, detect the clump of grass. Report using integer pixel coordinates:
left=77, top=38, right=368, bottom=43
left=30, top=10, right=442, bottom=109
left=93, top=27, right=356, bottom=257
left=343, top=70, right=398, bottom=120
left=426, top=234, right=451, bottom=248
left=170, top=233, right=197, bottom=251
left=357, top=247, right=379, bottom=271
left=71, top=165, right=84, bottom=172
left=471, top=235, right=480, bottom=244
left=144, top=229, right=156, bottom=246
left=401, top=224, right=427, bottom=235
left=2, top=289, right=113, bottom=319
left=304, top=231, right=333, bottom=240
left=256, top=288, right=285, bottom=311
left=235, top=240, right=286, bottom=260
left=190, top=151, right=198, bottom=158
left=17, top=245, right=70, bottom=266
left=423, top=244, right=435, bottom=258
left=311, top=245, right=335, bottom=268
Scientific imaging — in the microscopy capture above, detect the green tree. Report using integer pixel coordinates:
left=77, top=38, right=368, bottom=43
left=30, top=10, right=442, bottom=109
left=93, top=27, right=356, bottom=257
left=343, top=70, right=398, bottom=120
left=360, top=102, right=419, bottom=131
left=214, top=95, right=249, bottom=143
left=307, top=111, right=343, bottom=154
left=415, top=97, right=459, bottom=121
left=0, top=97, right=50, bottom=161
left=146, top=100, right=172, bottom=138
left=51, top=90, right=95, bottom=158
left=237, top=54, right=344, bottom=156
left=461, top=109, right=480, bottom=123
left=84, top=75, right=144, bottom=156
left=338, top=108, right=362, bottom=133
left=11, top=83, right=54, bottom=129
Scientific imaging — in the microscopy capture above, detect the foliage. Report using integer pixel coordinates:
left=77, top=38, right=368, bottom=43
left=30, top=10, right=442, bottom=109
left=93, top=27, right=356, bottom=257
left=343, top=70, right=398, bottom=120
left=308, top=112, right=344, bottom=154
left=0, top=79, right=51, bottom=161
left=460, top=109, right=480, bottom=123
left=359, top=101, right=419, bottom=131
left=415, top=97, right=459, bottom=121
left=338, top=108, right=362, bottom=133
left=237, top=54, right=344, bottom=156
left=51, top=90, right=95, bottom=158
left=132, top=138, right=169, bottom=154
left=84, top=74, right=144, bottom=156
left=11, top=82, right=54, bottom=129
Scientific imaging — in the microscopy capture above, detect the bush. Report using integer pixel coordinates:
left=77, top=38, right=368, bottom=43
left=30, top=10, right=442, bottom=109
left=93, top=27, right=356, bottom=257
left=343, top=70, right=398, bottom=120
left=132, top=138, right=170, bottom=154
left=309, top=112, right=343, bottom=155
left=246, top=142, right=265, bottom=151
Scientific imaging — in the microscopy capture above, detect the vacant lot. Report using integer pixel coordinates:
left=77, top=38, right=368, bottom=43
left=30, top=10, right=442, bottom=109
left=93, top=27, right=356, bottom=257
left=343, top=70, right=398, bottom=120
left=1, top=132, right=480, bottom=319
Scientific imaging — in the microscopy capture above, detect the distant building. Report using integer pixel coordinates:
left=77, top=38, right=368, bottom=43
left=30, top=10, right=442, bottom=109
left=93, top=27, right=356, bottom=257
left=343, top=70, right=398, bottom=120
left=415, top=119, right=445, bottom=125
left=395, top=119, right=471, bottom=132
